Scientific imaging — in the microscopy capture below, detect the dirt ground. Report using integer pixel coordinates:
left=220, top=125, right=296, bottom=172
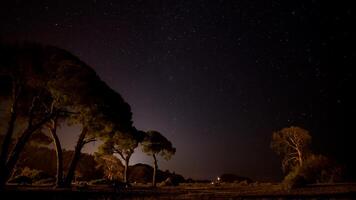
left=1, top=182, right=356, bottom=199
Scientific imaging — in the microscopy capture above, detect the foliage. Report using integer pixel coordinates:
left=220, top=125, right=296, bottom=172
left=141, top=130, right=176, bottom=160
left=97, top=129, right=144, bottom=184
left=141, top=130, right=176, bottom=187
left=282, top=154, right=343, bottom=189
left=98, top=129, right=144, bottom=163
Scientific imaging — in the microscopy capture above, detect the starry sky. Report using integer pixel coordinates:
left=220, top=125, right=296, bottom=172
left=1, top=0, right=355, bottom=181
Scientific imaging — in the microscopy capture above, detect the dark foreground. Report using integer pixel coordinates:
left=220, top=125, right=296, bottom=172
left=1, top=183, right=356, bottom=200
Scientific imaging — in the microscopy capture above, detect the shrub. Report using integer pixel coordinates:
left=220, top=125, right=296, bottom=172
left=283, top=169, right=307, bottom=190
left=300, top=154, right=342, bottom=183
left=282, top=154, right=342, bottom=189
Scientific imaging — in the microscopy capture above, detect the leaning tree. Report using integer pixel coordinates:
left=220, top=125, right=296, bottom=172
left=0, top=43, right=134, bottom=188
left=0, top=43, right=60, bottom=187
left=45, top=46, right=134, bottom=188
left=141, top=130, right=176, bottom=187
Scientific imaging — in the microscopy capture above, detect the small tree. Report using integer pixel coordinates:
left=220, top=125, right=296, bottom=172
left=98, top=129, right=144, bottom=184
left=271, top=126, right=311, bottom=173
left=141, top=131, right=176, bottom=187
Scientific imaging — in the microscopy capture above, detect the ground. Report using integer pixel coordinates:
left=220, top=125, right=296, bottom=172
left=1, top=183, right=356, bottom=199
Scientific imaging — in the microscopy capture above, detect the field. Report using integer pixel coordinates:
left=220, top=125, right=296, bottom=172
left=1, top=183, right=356, bottom=200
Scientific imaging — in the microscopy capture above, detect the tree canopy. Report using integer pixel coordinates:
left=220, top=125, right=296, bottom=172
left=271, top=126, right=311, bottom=173
left=141, top=130, right=176, bottom=160
left=0, top=43, right=134, bottom=187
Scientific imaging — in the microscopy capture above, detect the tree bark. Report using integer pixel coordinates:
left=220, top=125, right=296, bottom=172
left=0, top=84, right=20, bottom=188
left=152, top=154, right=158, bottom=187
left=63, top=127, right=88, bottom=187
left=48, top=117, right=63, bottom=187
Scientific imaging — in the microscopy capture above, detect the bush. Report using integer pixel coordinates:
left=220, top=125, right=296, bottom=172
left=301, top=154, right=342, bottom=183
left=283, top=169, right=307, bottom=190
left=282, top=154, right=342, bottom=189
left=20, top=167, right=52, bottom=182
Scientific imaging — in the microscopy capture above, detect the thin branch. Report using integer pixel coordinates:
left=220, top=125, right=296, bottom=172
left=113, top=149, right=125, bottom=160
left=283, top=156, right=298, bottom=165
left=83, top=138, right=96, bottom=145
left=284, top=139, right=298, bottom=151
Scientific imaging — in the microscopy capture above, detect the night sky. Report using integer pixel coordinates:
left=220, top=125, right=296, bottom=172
left=1, top=1, right=355, bottom=181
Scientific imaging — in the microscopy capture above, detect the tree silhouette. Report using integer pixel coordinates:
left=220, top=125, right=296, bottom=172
left=0, top=43, right=58, bottom=187
left=0, top=43, right=133, bottom=188
left=141, top=131, right=176, bottom=187
left=47, top=47, right=133, bottom=187
left=271, top=126, right=311, bottom=173
left=98, top=128, right=144, bottom=184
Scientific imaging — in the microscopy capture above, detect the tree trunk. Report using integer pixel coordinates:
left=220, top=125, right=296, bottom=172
left=152, top=154, right=158, bottom=187
left=0, top=114, right=52, bottom=187
left=0, top=84, right=20, bottom=188
left=63, top=127, right=87, bottom=187
left=48, top=118, right=63, bottom=187
left=123, top=157, right=130, bottom=184
left=0, top=105, right=17, bottom=188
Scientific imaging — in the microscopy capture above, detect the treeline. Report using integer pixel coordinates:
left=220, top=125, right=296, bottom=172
left=8, top=142, right=183, bottom=185
left=0, top=43, right=175, bottom=188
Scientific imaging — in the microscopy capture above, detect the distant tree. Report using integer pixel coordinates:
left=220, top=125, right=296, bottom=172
left=141, top=131, right=176, bottom=187
left=271, top=126, right=311, bottom=173
left=98, top=129, right=144, bottom=184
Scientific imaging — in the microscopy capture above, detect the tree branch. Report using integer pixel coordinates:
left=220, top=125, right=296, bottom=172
left=113, top=149, right=125, bottom=160
left=83, top=137, right=96, bottom=145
